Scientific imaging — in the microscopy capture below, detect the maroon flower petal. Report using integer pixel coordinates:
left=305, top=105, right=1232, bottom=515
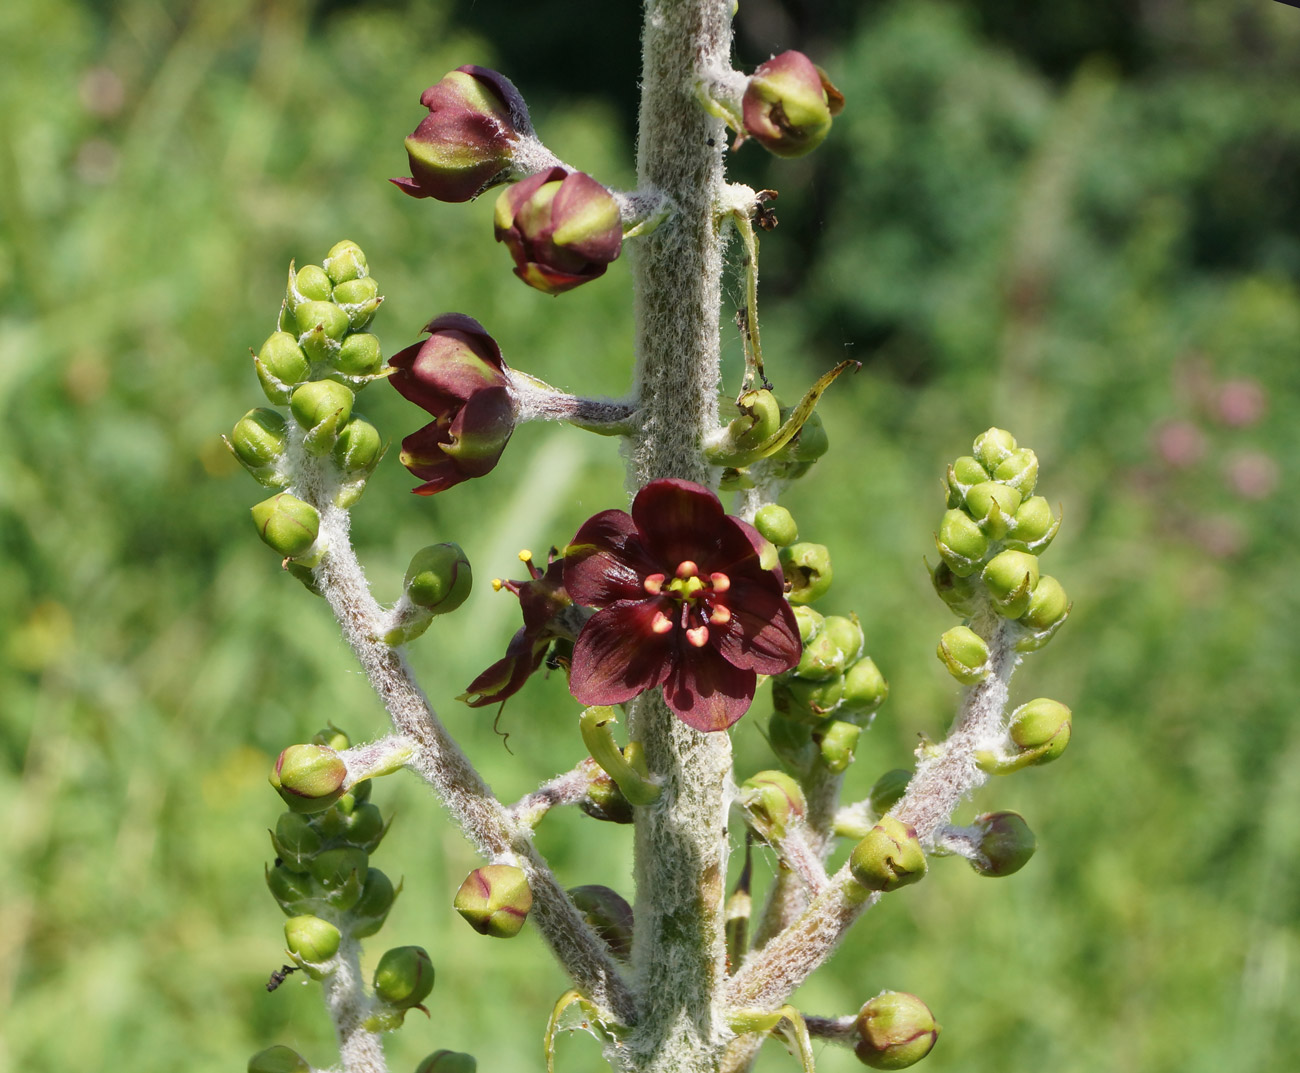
left=568, top=602, right=674, bottom=705
left=461, top=627, right=547, bottom=707
left=711, top=578, right=801, bottom=675
left=710, top=516, right=784, bottom=588
left=565, top=509, right=662, bottom=606
left=662, top=645, right=757, bottom=731
left=631, top=479, right=729, bottom=568
left=551, top=172, right=623, bottom=264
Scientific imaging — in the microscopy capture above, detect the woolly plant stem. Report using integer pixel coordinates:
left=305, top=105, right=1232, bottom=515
left=324, top=937, right=387, bottom=1073
left=618, top=3, right=736, bottom=1072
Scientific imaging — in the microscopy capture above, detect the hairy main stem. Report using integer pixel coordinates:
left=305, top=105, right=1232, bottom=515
left=622, top=3, right=735, bottom=1073
left=325, top=937, right=387, bottom=1073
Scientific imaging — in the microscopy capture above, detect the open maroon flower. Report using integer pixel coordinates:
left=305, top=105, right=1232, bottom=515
left=564, top=479, right=801, bottom=732
left=390, top=313, right=515, bottom=496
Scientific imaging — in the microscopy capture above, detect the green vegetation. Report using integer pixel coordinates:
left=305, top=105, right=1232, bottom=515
left=1, top=1, right=1297, bottom=1070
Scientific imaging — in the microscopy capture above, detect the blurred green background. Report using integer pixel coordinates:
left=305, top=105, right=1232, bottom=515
left=2, top=0, right=1298, bottom=1070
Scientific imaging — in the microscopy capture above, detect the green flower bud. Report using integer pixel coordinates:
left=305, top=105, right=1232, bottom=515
left=929, top=561, right=979, bottom=617
left=578, top=757, right=634, bottom=824
left=333, top=332, right=384, bottom=378
left=348, top=867, right=398, bottom=938
left=946, top=455, right=990, bottom=505
left=780, top=542, right=833, bottom=604
left=284, top=914, right=340, bottom=969
left=792, top=604, right=824, bottom=644
left=742, top=51, right=843, bottom=158
left=1007, top=698, right=1072, bottom=766
left=256, top=332, right=311, bottom=403
left=251, top=493, right=321, bottom=561
left=740, top=770, right=807, bottom=841
left=332, top=417, right=382, bottom=477
left=373, top=945, right=434, bottom=1009
left=970, top=811, right=1036, bottom=877
left=855, top=991, right=940, bottom=1069
left=773, top=671, right=844, bottom=724
left=963, top=481, right=1022, bottom=540
left=332, top=276, right=380, bottom=332
left=309, top=847, right=368, bottom=911
left=972, top=427, right=1018, bottom=472
left=839, top=657, right=889, bottom=719
left=982, top=550, right=1040, bottom=619
left=294, top=300, right=350, bottom=363
left=290, top=380, right=355, bottom=454
left=333, top=801, right=387, bottom=854
left=849, top=816, right=927, bottom=894
left=228, top=408, right=289, bottom=486
left=796, top=630, right=848, bottom=681
left=405, top=543, right=473, bottom=614
left=935, top=509, right=989, bottom=578
left=868, top=769, right=912, bottom=817
left=323, top=240, right=368, bottom=285
left=311, top=725, right=350, bottom=750
left=266, top=862, right=323, bottom=916
left=728, top=389, right=782, bottom=452
left=822, top=614, right=864, bottom=662
left=992, top=448, right=1038, bottom=495
left=767, top=711, right=817, bottom=771
left=935, top=626, right=989, bottom=685
left=454, top=865, right=532, bottom=937
left=271, top=811, right=323, bottom=872
left=817, top=718, right=861, bottom=774
left=1019, top=575, right=1069, bottom=633
left=1006, top=495, right=1059, bottom=553
left=568, top=884, right=634, bottom=961
left=270, top=743, right=346, bottom=813
left=416, top=1052, right=478, bottom=1073
left=753, top=503, right=799, bottom=548
left=248, top=1045, right=311, bottom=1073
left=294, top=264, right=333, bottom=304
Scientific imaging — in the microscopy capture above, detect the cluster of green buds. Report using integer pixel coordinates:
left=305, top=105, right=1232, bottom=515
left=757, top=505, right=888, bottom=774
left=931, top=428, right=1069, bottom=668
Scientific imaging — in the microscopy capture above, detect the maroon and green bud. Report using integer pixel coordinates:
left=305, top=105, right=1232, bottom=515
left=963, top=481, right=1022, bottom=540
left=839, top=657, right=889, bottom=719
left=935, top=626, right=990, bottom=685
left=284, top=914, right=341, bottom=971
left=404, top=543, right=473, bottom=614
left=266, top=862, right=322, bottom=916
left=256, top=332, right=311, bottom=403
left=348, top=867, right=398, bottom=938
left=849, top=816, right=927, bottom=894
left=494, top=167, right=623, bottom=294
left=308, top=847, right=368, bottom=911
left=972, top=428, right=1018, bottom=472
left=393, top=67, right=533, bottom=203
left=1019, top=575, right=1069, bottom=633
left=780, top=542, right=833, bottom=604
left=981, top=550, right=1040, bottom=619
left=753, top=503, right=799, bottom=548
left=323, top=239, right=368, bottom=285
left=270, top=743, right=346, bottom=812
left=416, top=1052, right=478, bottom=1073
left=454, top=864, right=533, bottom=937
left=568, top=884, right=634, bottom=961
left=767, top=711, right=817, bottom=771
left=929, top=560, right=979, bottom=617
left=740, top=770, right=807, bottom=841
left=992, top=447, right=1039, bottom=495
left=1006, top=495, right=1059, bottom=553
left=271, top=811, right=323, bottom=872
left=742, top=50, right=844, bottom=158
left=290, top=380, right=355, bottom=454
left=332, top=276, right=381, bottom=332
left=935, top=509, right=989, bottom=577
left=251, top=493, right=321, bottom=561
left=817, top=718, right=861, bottom=774
left=373, top=945, right=435, bottom=1009
left=970, top=811, right=1036, bottom=877
left=868, top=769, right=912, bottom=817
left=854, top=991, right=940, bottom=1069
left=228, top=408, right=289, bottom=486
left=248, top=1045, right=311, bottom=1073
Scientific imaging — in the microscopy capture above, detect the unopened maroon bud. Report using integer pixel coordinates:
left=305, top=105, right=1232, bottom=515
left=373, top=945, right=435, bottom=1009
left=248, top=1045, right=311, bottom=1073
left=390, top=313, right=515, bottom=496
left=270, top=744, right=346, bottom=813
left=855, top=991, right=940, bottom=1069
left=970, top=811, right=1036, bottom=877
left=494, top=167, right=622, bottom=294
left=416, top=1052, right=478, bottom=1073
left=393, top=67, right=533, bottom=203
left=568, top=885, right=634, bottom=960
left=454, top=864, right=532, bottom=937
left=742, top=51, right=843, bottom=158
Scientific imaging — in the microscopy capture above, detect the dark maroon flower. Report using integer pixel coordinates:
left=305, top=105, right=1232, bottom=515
left=564, top=479, right=802, bottom=732
left=390, top=313, right=515, bottom=496
left=391, top=66, right=533, bottom=203
left=461, top=551, right=575, bottom=707
left=493, top=167, right=623, bottom=294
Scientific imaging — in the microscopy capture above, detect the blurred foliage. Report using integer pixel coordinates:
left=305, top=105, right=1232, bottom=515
left=1, top=1, right=1298, bottom=1072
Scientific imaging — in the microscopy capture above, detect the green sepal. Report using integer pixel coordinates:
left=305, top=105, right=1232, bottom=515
left=579, top=707, right=661, bottom=806
left=1019, top=575, right=1069, bottom=632
left=963, top=481, right=1022, bottom=541
left=347, top=867, right=400, bottom=938
left=739, top=770, right=807, bottom=842
left=255, top=332, right=311, bottom=404
left=981, top=550, right=1040, bottom=619
left=270, top=811, right=323, bottom=872
left=867, top=768, right=912, bottom=817
left=284, top=914, right=341, bottom=978
left=308, top=846, right=368, bottom=912
left=972, top=427, right=1018, bottom=472
left=1006, top=495, right=1060, bottom=553
left=323, top=239, right=368, bottom=286
left=839, top=657, right=889, bottom=720
left=333, top=332, right=384, bottom=378
left=935, top=626, right=990, bottom=685
left=935, top=509, right=989, bottom=577
left=373, top=945, right=435, bottom=1009
left=816, top=718, right=861, bottom=773
left=290, top=381, right=355, bottom=456
left=227, top=408, right=289, bottom=487
left=248, top=1045, right=311, bottom=1073
left=266, top=862, right=324, bottom=917
left=332, top=276, right=381, bottom=332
